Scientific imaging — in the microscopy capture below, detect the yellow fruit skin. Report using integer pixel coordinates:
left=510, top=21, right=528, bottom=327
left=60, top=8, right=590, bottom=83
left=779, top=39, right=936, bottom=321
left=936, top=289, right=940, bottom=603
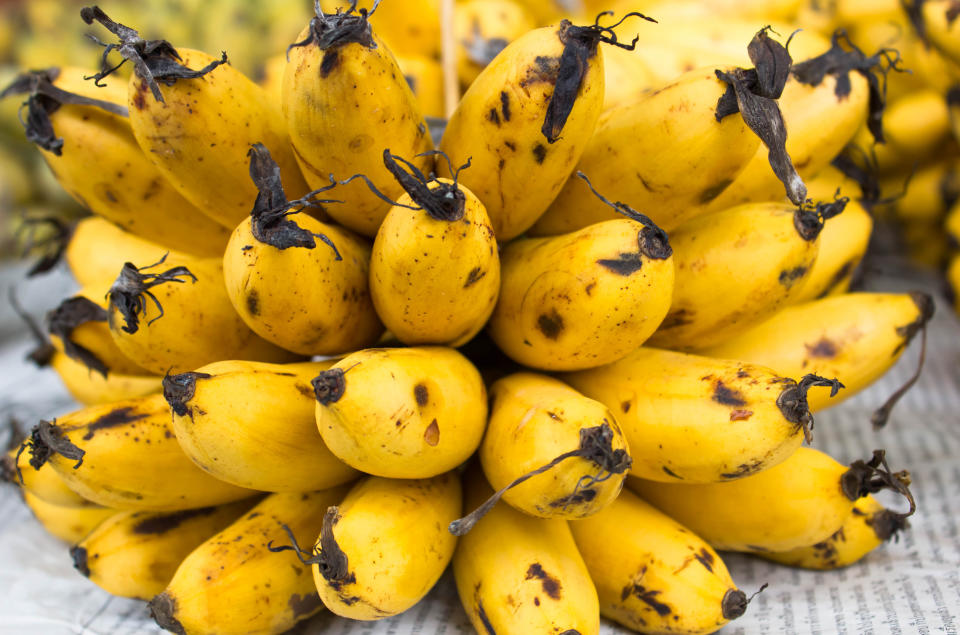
left=923, top=0, right=960, bottom=66
left=891, top=159, right=960, bottom=223
left=313, top=473, right=461, bottom=619
left=151, top=487, right=349, bottom=635
left=948, top=256, right=960, bottom=315
left=628, top=447, right=863, bottom=552
left=571, top=489, right=746, bottom=635
left=648, top=202, right=820, bottom=351
left=395, top=55, right=445, bottom=119
left=283, top=25, right=432, bottom=237
left=5, top=447, right=90, bottom=508
left=489, top=218, right=674, bottom=370
left=530, top=68, right=760, bottom=236
left=453, top=468, right=600, bottom=635
left=699, top=292, right=931, bottom=412
left=321, top=0, right=441, bottom=58
left=223, top=212, right=383, bottom=356
left=22, top=394, right=257, bottom=511
left=480, top=372, right=629, bottom=518
left=167, top=360, right=358, bottom=492
left=851, top=89, right=951, bottom=173
left=128, top=48, right=309, bottom=230
left=454, top=0, right=536, bottom=87
left=106, top=254, right=301, bottom=375
left=49, top=352, right=162, bottom=406
left=259, top=53, right=287, bottom=105
left=370, top=179, right=500, bottom=346
left=22, top=491, right=117, bottom=544
left=437, top=23, right=605, bottom=240
left=948, top=199, right=960, bottom=247
left=561, top=347, right=807, bottom=483
left=71, top=499, right=255, bottom=600
left=315, top=347, right=487, bottom=478
left=38, top=67, right=230, bottom=257
left=601, top=44, right=655, bottom=111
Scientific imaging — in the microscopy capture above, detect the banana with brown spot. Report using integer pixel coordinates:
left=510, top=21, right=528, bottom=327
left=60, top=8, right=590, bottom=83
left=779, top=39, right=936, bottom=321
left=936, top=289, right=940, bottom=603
left=22, top=490, right=117, bottom=544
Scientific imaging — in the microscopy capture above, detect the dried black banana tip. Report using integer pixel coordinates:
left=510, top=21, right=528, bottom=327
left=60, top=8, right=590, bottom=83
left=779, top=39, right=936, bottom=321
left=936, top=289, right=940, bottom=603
left=831, top=145, right=886, bottom=208
left=776, top=374, right=844, bottom=443
left=793, top=195, right=848, bottom=242
left=46, top=296, right=110, bottom=377
left=80, top=6, right=227, bottom=103
left=380, top=149, right=468, bottom=222
left=721, top=589, right=748, bottom=620
left=13, top=214, right=73, bottom=278
left=288, top=0, right=380, bottom=58
left=107, top=254, right=197, bottom=335
left=18, top=420, right=85, bottom=474
left=162, top=371, right=211, bottom=418
left=267, top=511, right=354, bottom=587
left=149, top=593, right=187, bottom=635
left=247, top=144, right=342, bottom=257
left=841, top=450, right=916, bottom=522
left=869, top=508, right=911, bottom=542
left=7, top=287, right=55, bottom=368
left=312, top=369, right=346, bottom=405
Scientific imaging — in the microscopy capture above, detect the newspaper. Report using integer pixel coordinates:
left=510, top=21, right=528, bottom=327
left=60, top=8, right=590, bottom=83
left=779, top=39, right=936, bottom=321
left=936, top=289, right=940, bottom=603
left=0, top=263, right=957, bottom=635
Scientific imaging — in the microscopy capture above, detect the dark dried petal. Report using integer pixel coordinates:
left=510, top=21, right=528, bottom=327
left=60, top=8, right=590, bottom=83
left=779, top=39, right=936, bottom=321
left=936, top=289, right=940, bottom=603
left=46, top=296, right=109, bottom=377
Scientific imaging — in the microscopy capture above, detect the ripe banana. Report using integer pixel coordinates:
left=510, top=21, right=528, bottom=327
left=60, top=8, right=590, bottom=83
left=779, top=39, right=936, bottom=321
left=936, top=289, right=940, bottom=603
left=164, top=360, right=359, bottom=492
left=369, top=153, right=500, bottom=346
left=283, top=3, right=432, bottom=237
left=49, top=351, right=162, bottom=407
left=71, top=499, right=254, bottom=599
left=22, top=490, right=117, bottom=544
left=222, top=144, right=383, bottom=356
left=453, top=466, right=600, bottom=635
left=454, top=0, right=536, bottom=88
left=395, top=54, right=444, bottom=119
left=948, top=256, right=960, bottom=315
left=919, top=0, right=960, bottom=66
left=314, top=347, right=487, bottom=478
left=601, top=42, right=655, bottom=111
left=301, top=473, right=460, bottom=619
left=699, top=292, right=935, bottom=413
left=629, top=447, right=914, bottom=552
left=19, top=394, right=257, bottom=511
left=64, top=217, right=183, bottom=287
left=150, top=487, right=349, bottom=635
left=260, top=53, right=287, bottom=104
left=4, top=447, right=89, bottom=507
left=890, top=158, right=960, bottom=223
left=82, top=7, right=310, bottom=230
left=561, top=346, right=839, bottom=483
left=570, top=488, right=749, bottom=635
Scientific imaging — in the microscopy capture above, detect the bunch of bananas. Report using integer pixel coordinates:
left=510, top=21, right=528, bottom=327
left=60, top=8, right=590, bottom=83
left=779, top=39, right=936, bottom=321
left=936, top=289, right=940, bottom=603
left=1, top=0, right=944, bottom=633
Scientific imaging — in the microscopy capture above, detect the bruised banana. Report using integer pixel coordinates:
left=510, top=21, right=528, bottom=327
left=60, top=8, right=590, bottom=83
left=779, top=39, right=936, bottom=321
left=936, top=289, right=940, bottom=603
left=71, top=499, right=254, bottom=600
left=22, top=490, right=117, bottom=544
left=150, top=487, right=349, bottom=635
left=284, top=4, right=432, bottom=237
left=453, top=466, right=600, bottom=635
left=438, top=13, right=653, bottom=240
left=82, top=7, right=310, bottom=229
left=19, top=394, right=256, bottom=511
left=561, top=347, right=840, bottom=483
left=106, top=252, right=300, bottom=376
left=164, top=360, right=358, bottom=492
left=64, top=217, right=185, bottom=287
left=629, top=447, right=915, bottom=552
left=488, top=184, right=674, bottom=371
left=222, top=144, right=383, bottom=356
left=49, top=352, right=162, bottom=407
left=314, top=347, right=487, bottom=478
left=4, top=447, right=89, bottom=508
left=454, top=0, right=536, bottom=88
left=571, top=488, right=750, bottom=635
left=369, top=152, right=500, bottom=347
left=699, top=292, right=935, bottom=415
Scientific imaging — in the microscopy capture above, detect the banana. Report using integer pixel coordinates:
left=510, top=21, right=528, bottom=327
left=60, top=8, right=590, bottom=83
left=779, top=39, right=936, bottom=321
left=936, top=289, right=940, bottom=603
left=699, top=292, right=935, bottom=413
left=222, top=144, right=383, bottom=356
left=601, top=42, right=655, bottom=111
left=106, top=252, right=301, bottom=375
left=560, top=347, right=838, bottom=483
left=759, top=495, right=909, bottom=570
left=438, top=13, right=650, bottom=240
left=71, top=499, right=255, bottom=599
left=395, top=54, right=444, bottom=119
left=950, top=86, right=960, bottom=144
left=919, top=0, right=960, bottom=66
left=150, top=487, right=349, bottom=635
left=321, top=0, right=441, bottom=59
left=949, top=200, right=960, bottom=248
left=488, top=188, right=674, bottom=370
left=283, top=3, right=433, bottom=237
left=948, top=255, right=960, bottom=315
left=49, top=351, right=163, bottom=406
left=65, top=216, right=183, bottom=287
left=0, top=67, right=230, bottom=256
left=313, top=347, right=487, bottom=478
left=628, top=447, right=915, bottom=552
left=804, top=163, right=867, bottom=202
left=22, top=490, right=117, bottom=544
left=301, top=473, right=460, bottom=619
left=570, top=488, right=749, bottom=635
left=164, top=360, right=359, bottom=492
left=453, top=466, right=600, bottom=635
left=19, top=394, right=257, bottom=511
left=454, top=0, right=536, bottom=88
left=369, top=152, right=500, bottom=347
left=891, top=158, right=960, bottom=224
left=259, top=53, right=287, bottom=104
left=4, top=447, right=89, bottom=508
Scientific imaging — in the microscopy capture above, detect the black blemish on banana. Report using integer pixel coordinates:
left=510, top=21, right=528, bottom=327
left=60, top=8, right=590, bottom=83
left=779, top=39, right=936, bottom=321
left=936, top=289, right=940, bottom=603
left=46, top=296, right=110, bottom=377
left=132, top=506, right=218, bottom=535
left=163, top=372, right=212, bottom=417
left=107, top=254, right=197, bottom=334
left=82, top=407, right=149, bottom=439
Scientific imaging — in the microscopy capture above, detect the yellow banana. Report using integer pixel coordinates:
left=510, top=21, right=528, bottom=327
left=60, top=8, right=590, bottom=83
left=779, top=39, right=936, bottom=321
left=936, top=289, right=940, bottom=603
left=949, top=201, right=960, bottom=248
left=453, top=466, right=600, bottom=635
left=80, top=7, right=310, bottom=230
left=314, top=347, right=487, bottom=478
left=803, top=163, right=864, bottom=202
left=629, top=447, right=914, bottom=552
left=259, top=53, right=286, bottom=105
left=150, top=487, right=349, bottom=635
left=19, top=394, right=257, bottom=511
left=919, top=0, right=960, bottom=66
left=302, top=473, right=460, bottom=619
left=760, top=495, right=909, bottom=570
left=369, top=154, right=500, bottom=346
left=0, top=67, right=230, bottom=256
left=49, top=351, right=162, bottom=406
left=948, top=255, right=960, bottom=314
left=395, top=54, right=444, bottom=119
left=601, top=42, right=655, bottom=111
left=22, top=490, right=117, bottom=544
left=488, top=194, right=674, bottom=370
left=222, top=144, right=383, bottom=356
left=71, top=499, right=255, bottom=599
left=891, top=158, right=960, bottom=223
left=699, top=292, right=935, bottom=414
left=321, top=0, right=441, bottom=59
left=454, top=0, right=536, bottom=88
left=106, top=252, right=301, bottom=375
left=4, top=447, right=89, bottom=508
left=560, top=347, right=838, bottom=483
left=571, top=488, right=749, bottom=635
left=164, top=360, right=358, bottom=492
left=283, top=4, right=432, bottom=237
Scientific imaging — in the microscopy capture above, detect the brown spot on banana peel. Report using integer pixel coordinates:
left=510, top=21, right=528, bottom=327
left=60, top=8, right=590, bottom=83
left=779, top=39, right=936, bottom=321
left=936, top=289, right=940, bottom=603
left=464, top=267, right=486, bottom=288
left=149, top=593, right=186, bottom=635
left=729, top=409, right=754, bottom=421
left=320, top=49, right=340, bottom=78
left=288, top=592, right=324, bottom=619
left=414, top=383, right=429, bottom=406
left=699, top=178, right=735, bottom=204
left=487, top=108, right=501, bottom=125
left=623, top=583, right=672, bottom=616
left=525, top=563, right=562, bottom=599
left=82, top=407, right=150, bottom=440
left=132, top=507, right=219, bottom=535
left=476, top=596, right=497, bottom=635
left=662, top=466, right=682, bottom=479
left=162, top=372, right=212, bottom=418
left=246, top=288, right=260, bottom=316
left=778, top=266, right=809, bottom=288
left=532, top=143, right=547, bottom=164
left=720, top=460, right=764, bottom=479
left=547, top=487, right=597, bottom=508
left=424, top=419, right=440, bottom=446
left=597, top=253, right=644, bottom=275
left=537, top=310, right=565, bottom=339
left=805, top=338, right=838, bottom=358
left=713, top=380, right=747, bottom=407
left=46, top=296, right=110, bottom=377
left=500, top=91, right=511, bottom=121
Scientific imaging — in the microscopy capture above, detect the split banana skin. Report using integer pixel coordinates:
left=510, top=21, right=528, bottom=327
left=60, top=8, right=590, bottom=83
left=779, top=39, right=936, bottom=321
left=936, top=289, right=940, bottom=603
left=2, top=1, right=940, bottom=634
